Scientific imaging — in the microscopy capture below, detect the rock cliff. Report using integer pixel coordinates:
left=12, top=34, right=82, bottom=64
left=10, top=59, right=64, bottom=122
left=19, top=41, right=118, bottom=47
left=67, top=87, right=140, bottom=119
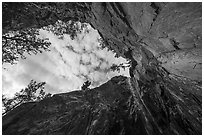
left=2, top=2, right=202, bottom=135
left=88, top=2, right=201, bottom=81
left=2, top=75, right=202, bottom=134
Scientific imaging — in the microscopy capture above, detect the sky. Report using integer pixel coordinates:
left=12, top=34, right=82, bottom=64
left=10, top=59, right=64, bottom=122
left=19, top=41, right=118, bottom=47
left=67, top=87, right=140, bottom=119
left=2, top=23, right=129, bottom=98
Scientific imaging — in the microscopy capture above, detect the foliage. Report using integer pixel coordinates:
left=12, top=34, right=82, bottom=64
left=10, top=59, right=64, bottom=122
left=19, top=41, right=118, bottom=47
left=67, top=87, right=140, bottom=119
left=2, top=95, right=14, bottom=114
left=98, top=36, right=130, bottom=73
left=97, top=37, right=107, bottom=49
left=2, top=2, right=91, bottom=65
left=97, top=37, right=121, bottom=58
left=81, top=80, right=91, bottom=90
left=2, top=28, right=51, bottom=65
left=110, top=63, right=130, bottom=73
left=97, top=37, right=114, bottom=52
left=2, top=80, right=52, bottom=115
left=2, top=2, right=90, bottom=32
left=43, top=20, right=88, bottom=40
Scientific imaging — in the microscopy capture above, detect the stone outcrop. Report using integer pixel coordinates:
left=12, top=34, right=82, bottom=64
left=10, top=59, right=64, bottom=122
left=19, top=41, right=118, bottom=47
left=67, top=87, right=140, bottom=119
left=2, top=76, right=201, bottom=134
left=2, top=2, right=202, bottom=81
left=2, top=2, right=202, bottom=135
left=88, top=2, right=201, bottom=81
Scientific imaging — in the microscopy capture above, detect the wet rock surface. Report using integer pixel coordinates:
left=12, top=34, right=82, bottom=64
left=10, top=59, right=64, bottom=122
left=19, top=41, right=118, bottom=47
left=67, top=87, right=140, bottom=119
left=2, top=2, right=202, bottom=135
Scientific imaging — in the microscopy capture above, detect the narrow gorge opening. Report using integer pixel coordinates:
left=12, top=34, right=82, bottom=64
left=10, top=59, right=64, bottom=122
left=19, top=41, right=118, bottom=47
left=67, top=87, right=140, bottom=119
left=2, top=2, right=202, bottom=135
left=2, top=21, right=130, bottom=98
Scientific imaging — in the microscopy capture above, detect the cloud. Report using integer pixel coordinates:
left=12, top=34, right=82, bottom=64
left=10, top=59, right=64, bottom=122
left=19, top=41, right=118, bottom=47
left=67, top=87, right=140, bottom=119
left=2, top=23, right=129, bottom=97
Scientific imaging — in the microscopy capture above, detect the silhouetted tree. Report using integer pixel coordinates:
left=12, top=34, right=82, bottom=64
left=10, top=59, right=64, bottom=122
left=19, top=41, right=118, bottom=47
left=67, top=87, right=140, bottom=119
left=43, top=20, right=88, bottom=40
left=15, top=80, right=47, bottom=102
left=2, top=95, right=14, bottom=113
left=2, top=80, right=52, bottom=115
left=37, top=90, right=52, bottom=101
left=81, top=80, right=91, bottom=90
left=110, top=63, right=130, bottom=73
left=2, top=2, right=90, bottom=65
left=2, top=28, right=51, bottom=65
left=2, top=2, right=90, bottom=33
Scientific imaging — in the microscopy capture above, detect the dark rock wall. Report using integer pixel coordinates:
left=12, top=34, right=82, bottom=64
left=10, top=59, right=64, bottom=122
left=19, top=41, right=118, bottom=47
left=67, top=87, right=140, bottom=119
left=2, top=2, right=202, bottom=135
left=3, top=76, right=134, bottom=134
left=3, top=75, right=201, bottom=134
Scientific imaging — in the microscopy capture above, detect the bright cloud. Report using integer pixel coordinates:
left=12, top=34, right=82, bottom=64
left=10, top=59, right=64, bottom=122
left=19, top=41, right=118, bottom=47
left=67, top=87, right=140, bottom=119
left=2, top=24, right=129, bottom=98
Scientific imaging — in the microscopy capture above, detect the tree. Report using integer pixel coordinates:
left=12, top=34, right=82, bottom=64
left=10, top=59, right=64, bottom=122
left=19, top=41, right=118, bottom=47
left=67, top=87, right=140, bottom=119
left=2, top=28, right=51, bottom=65
left=2, top=2, right=91, bottom=34
left=2, top=80, right=52, bottom=115
left=2, top=95, right=14, bottom=113
left=81, top=80, right=91, bottom=90
left=14, top=80, right=47, bottom=102
left=37, top=90, right=52, bottom=101
left=2, top=2, right=90, bottom=65
left=43, top=20, right=88, bottom=40
left=110, top=63, right=130, bottom=73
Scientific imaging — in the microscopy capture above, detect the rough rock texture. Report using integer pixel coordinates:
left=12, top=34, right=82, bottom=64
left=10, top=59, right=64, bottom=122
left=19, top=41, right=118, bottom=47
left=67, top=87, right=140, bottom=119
left=89, top=2, right=201, bottom=81
left=2, top=76, right=202, bottom=134
left=2, top=2, right=202, bottom=135
left=2, top=2, right=202, bottom=81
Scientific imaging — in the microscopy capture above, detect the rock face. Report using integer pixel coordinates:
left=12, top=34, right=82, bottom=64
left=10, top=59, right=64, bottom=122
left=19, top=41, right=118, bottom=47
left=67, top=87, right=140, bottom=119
left=2, top=2, right=202, bottom=135
left=2, top=76, right=202, bottom=134
left=89, top=2, right=201, bottom=81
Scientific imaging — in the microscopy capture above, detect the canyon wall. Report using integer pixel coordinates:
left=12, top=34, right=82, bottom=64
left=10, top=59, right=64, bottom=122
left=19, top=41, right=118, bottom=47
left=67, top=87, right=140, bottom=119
left=2, top=2, right=202, bottom=135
